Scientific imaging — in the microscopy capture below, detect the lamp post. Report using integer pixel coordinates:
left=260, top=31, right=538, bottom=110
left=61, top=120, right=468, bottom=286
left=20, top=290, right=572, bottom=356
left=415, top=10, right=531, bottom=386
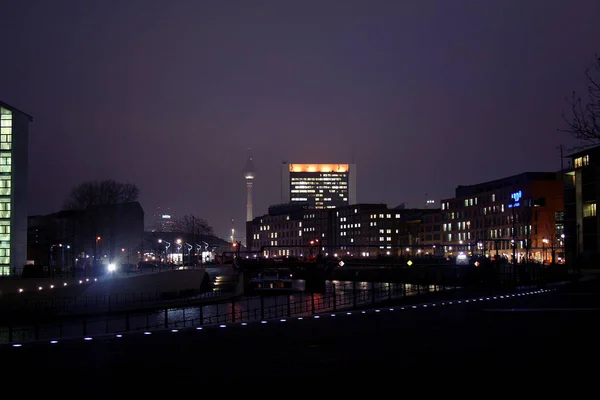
left=185, top=242, right=193, bottom=266
left=512, top=199, right=516, bottom=266
left=95, top=236, right=101, bottom=266
left=121, top=247, right=128, bottom=264
left=542, top=238, right=548, bottom=264
left=561, top=233, right=566, bottom=264
left=49, top=244, right=56, bottom=277
left=158, top=239, right=171, bottom=264
left=176, top=239, right=182, bottom=265
left=65, top=244, right=71, bottom=270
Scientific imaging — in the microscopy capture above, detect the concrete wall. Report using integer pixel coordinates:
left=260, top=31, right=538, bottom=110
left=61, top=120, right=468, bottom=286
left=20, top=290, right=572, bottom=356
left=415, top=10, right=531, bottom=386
left=0, top=269, right=207, bottom=297
left=79, top=269, right=207, bottom=298
left=0, top=275, right=91, bottom=296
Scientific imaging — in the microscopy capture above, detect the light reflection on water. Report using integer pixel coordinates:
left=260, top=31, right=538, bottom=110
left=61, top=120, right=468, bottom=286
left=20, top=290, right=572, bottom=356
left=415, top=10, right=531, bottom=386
left=1, top=280, right=438, bottom=343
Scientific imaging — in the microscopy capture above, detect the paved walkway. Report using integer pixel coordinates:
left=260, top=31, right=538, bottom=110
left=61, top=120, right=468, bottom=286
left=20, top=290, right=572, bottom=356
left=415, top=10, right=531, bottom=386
left=3, top=274, right=599, bottom=389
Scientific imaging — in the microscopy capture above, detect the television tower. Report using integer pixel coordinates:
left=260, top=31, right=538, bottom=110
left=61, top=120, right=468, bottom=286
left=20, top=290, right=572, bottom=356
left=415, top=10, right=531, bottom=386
left=243, top=149, right=256, bottom=222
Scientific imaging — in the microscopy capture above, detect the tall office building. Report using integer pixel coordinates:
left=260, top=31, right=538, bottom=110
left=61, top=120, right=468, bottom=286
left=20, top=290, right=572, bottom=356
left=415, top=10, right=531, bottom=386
left=153, top=207, right=175, bottom=232
left=281, top=163, right=356, bottom=209
left=0, top=101, right=32, bottom=275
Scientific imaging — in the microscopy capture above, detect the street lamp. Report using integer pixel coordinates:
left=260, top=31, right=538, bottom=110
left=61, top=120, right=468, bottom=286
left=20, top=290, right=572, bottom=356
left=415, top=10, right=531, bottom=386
left=185, top=242, right=193, bottom=266
left=561, top=233, right=566, bottom=264
left=176, top=239, right=182, bottom=265
left=159, top=239, right=171, bottom=264
left=95, top=236, right=102, bottom=265
left=542, top=238, right=549, bottom=263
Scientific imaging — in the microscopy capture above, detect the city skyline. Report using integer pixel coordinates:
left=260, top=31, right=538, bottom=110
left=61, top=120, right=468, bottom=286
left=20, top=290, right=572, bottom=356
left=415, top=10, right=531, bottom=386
left=1, top=0, right=599, bottom=239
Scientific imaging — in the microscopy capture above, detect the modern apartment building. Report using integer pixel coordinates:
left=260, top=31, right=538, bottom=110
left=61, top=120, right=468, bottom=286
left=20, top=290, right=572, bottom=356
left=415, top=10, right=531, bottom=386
left=564, top=145, right=600, bottom=267
left=280, top=163, right=357, bottom=209
left=248, top=202, right=440, bottom=258
left=441, top=172, right=564, bottom=263
left=0, top=101, right=32, bottom=275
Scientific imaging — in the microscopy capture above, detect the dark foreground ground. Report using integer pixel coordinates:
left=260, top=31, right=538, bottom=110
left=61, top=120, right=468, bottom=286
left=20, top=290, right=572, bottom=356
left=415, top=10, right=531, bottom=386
left=2, top=275, right=600, bottom=390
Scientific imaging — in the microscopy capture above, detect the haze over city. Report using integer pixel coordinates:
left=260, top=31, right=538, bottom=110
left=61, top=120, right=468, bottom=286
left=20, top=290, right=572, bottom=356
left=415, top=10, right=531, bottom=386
left=1, top=0, right=599, bottom=239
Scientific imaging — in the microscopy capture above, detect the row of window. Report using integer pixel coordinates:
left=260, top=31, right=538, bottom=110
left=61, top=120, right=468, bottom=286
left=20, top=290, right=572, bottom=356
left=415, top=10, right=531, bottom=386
left=574, top=155, right=590, bottom=168
left=444, top=225, right=533, bottom=242
left=370, top=213, right=401, bottom=219
left=0, top=113, right=10, bottom=182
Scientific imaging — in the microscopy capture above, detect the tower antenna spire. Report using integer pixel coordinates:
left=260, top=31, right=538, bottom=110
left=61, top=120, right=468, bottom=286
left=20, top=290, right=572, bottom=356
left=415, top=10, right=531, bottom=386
left=243, top=150, right=256, bottom=222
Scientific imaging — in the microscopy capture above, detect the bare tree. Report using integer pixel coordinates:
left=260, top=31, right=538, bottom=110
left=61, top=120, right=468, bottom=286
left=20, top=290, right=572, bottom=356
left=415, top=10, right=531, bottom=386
left=174, top=214, right=214, bottom=261
left=63, top=180, right=140, bottom=210
left=174, top=215, right=214, bottom=237
left=562, top=55, right=600, bottom=143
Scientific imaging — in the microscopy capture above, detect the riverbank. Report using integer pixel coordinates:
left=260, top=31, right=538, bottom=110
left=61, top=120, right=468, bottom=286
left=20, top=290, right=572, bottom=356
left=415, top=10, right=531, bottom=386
left=4, top=275, right=598, bottom=388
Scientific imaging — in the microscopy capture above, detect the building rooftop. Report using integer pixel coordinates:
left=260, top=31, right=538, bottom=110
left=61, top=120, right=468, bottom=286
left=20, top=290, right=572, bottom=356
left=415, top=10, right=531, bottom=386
left=566, top=144, right=600, bottom=159
left=453, top=172, right=559, bottom=198
left=0, top=100, right=33, bottom=122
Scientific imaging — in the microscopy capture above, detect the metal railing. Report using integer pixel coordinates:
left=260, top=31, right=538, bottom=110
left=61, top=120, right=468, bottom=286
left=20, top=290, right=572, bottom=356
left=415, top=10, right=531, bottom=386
left=0, top=282, right=450, bottom=344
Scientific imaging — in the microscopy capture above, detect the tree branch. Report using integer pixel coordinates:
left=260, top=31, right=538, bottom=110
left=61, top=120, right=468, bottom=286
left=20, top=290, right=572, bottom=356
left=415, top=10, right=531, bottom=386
left=560, top=54, right=600, bottom=143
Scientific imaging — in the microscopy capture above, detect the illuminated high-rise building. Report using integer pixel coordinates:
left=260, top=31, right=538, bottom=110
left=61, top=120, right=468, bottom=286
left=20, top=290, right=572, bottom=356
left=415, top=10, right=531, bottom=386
left=281, top=163, right=356, bottom=209
left=0, top=101, right=32, bottom=275
left=152, top=207, right=175, bottom=232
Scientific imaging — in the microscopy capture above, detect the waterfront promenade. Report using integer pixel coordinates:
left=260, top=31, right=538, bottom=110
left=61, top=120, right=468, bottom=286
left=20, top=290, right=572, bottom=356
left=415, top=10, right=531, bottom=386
left=3, top=273, right=599, bottom=388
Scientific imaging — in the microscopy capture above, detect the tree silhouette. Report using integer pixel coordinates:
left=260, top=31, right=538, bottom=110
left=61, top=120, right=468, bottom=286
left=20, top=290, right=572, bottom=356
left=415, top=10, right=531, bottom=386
left=174, top=214, right=214, bottom=261
left=174, top=214, right=213, bottom=236
left=562, top=55, right=600, bottom=143
left=63, top=179, right=140, bottom=210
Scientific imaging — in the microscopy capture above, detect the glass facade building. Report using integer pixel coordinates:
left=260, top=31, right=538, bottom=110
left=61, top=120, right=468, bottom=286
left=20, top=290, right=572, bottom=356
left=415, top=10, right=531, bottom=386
left=0, top=108, right=12, bottom=273
left=0, top=102, right=32, bottom=275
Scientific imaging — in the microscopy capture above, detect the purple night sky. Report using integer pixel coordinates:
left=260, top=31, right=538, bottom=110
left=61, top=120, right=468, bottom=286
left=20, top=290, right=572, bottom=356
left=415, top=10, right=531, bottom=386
left=1, top=0, right=599, bottom=239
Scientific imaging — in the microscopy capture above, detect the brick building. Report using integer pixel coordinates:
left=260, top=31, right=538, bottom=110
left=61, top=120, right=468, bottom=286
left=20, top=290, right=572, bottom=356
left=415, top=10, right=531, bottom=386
left=441, top=172, right=564, bottom=263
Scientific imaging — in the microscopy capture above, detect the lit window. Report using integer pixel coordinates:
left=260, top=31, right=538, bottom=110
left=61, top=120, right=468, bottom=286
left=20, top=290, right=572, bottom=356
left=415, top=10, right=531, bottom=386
left=574, top=155, right=590, bottom=168
left=584, top=203, right=597, bottom=218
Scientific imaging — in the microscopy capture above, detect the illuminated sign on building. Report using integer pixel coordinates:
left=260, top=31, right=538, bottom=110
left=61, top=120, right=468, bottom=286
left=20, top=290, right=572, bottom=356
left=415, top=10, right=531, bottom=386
left=161, top=215, right=171, bottom=219
left=508, top=191, right=522, bottom=208
left=287, top=163, right=350, bottom=208
left=289, top=164, right=349, bottom=173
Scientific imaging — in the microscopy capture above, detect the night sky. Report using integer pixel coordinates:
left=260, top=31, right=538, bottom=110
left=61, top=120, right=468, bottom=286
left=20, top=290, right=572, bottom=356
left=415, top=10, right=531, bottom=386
left=2, top=0, right=599, bottom=240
